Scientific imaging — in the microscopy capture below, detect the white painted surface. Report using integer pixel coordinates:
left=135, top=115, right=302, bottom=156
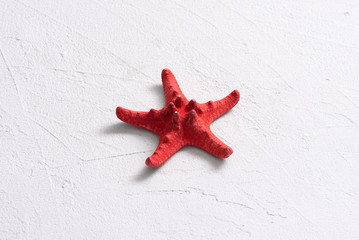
left=1, top=0, right=359, bottom=239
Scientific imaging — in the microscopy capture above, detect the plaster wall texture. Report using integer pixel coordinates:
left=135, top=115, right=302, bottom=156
left=0, top=0, right=359, bottom=239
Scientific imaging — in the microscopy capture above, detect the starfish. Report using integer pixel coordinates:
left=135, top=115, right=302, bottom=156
left=116, top=69, right=240, bottom=167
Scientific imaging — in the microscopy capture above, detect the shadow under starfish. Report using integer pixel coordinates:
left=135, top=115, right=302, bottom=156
left=116, top=68, right=240, bottom=168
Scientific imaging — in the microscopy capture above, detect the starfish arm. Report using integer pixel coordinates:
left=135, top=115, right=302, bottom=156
left=116, top=106, right=157, bottom=131
left=203, top=90, right=240, bottom=122
left=193, top=130, right=233, bottom=158
left=161, top=69, right=187, bottom=105
left=146, top=134, right=183, bottom=167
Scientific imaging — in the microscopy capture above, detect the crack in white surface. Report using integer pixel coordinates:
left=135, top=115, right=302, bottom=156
left=130, top=188, right=255, bottom=211
left=83, top=150, right=153, bottom=162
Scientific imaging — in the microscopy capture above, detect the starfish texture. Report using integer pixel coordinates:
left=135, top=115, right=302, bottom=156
left=116, top=69, right=240, bottom=167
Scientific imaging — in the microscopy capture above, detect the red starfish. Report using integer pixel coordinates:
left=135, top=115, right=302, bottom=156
left=116, top=69, right=240, bottom=167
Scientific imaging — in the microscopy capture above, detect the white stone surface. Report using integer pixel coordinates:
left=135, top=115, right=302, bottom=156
left=1, top=0, right=359, bottom=239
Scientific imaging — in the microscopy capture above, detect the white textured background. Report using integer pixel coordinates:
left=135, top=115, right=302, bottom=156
left=1, top=0, right=359, bottom=239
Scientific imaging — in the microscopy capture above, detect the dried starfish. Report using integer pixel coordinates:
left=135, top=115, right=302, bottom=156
left=116, top=69, right=240, bottom=167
